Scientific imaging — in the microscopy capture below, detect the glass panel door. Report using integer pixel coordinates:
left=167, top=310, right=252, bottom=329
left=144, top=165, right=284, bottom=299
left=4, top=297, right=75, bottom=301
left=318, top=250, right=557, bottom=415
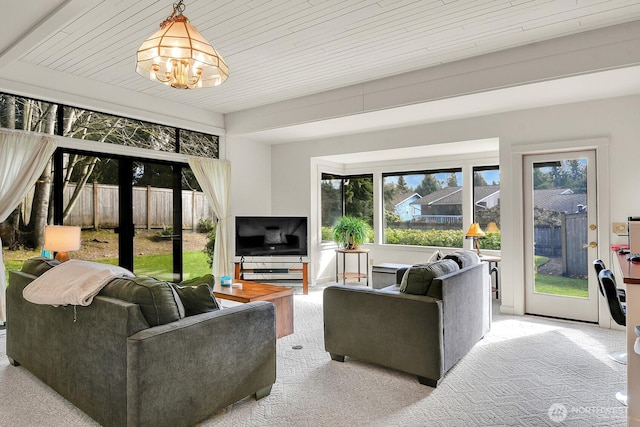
left=524, top=150, right=598, bottom=322
left=59, top=153, right=120, bottom=265
left=132, top=161, right=176, bottom=281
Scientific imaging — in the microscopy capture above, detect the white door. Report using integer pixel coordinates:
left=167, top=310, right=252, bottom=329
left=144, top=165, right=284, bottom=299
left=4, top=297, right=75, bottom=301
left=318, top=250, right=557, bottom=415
left=523, top=150, right=599, bottom=322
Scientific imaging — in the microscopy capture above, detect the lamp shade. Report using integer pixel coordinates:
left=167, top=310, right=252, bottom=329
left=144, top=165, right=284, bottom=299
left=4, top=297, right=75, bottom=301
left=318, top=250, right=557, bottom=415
left=44, top=226, right=81, bottom=253
left=465, top=223, right=485, bottom=238
left=485, top=221, right=500, bottom=233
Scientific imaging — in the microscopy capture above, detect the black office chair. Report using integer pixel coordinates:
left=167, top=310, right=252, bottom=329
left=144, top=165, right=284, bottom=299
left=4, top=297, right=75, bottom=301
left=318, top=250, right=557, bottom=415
left=593, top=260, right=627, bottom=365
left=594, top=259, right=625, bottom=302
left=598, top=268, right=627, bottom=406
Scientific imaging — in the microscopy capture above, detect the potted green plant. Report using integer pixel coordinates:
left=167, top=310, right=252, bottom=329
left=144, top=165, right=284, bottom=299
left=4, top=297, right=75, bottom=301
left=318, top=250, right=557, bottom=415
left=332, top=216, right=372, bottom=249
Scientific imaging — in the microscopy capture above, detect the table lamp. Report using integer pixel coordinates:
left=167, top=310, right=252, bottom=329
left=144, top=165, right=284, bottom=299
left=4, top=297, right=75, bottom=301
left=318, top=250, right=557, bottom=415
left=465, top=223, right=485, bottom=255
left=485, top=221, right=500, bottom=234
left=44, top=225, right=81, bottom=262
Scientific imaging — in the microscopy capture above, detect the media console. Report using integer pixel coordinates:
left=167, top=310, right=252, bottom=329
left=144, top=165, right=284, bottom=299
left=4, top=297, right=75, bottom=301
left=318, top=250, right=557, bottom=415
left=234, top=258, right=309, bottom=295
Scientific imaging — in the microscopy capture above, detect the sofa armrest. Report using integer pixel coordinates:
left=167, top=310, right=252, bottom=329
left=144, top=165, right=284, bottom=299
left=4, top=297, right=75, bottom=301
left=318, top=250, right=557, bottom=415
left=431, top=262, right=485, bottom=372
left=395, top=267, right=409, bottom=284
left=323, top=285, right=443, bottom=382
left=7, top=270, right=150, bottom=427
left=126, top=301, right=276, bottom=427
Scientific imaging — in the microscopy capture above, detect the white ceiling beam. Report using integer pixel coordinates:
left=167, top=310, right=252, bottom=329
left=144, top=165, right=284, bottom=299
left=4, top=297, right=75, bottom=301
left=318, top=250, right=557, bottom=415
left=225, top=19, right=640, bottom=137
left=0, top=0, right=102, bottom=67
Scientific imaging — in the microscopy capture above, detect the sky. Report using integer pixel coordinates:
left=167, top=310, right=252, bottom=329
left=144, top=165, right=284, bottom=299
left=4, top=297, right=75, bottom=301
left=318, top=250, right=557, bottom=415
left=388, top=169, right=500, bottom=189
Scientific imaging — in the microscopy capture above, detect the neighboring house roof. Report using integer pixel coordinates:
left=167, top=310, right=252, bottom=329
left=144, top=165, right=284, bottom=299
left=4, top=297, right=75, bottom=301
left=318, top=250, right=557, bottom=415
left=411, top=187, right=462, bottom=206
left=410, top=185, right=584, bottom=213
left=393, top=192, right=420, bottom=207
left=534, top=188, right=587, bottom=213
left=411, top=185, right=500, bottom=207
left=474, top=185, right=500, bottom=205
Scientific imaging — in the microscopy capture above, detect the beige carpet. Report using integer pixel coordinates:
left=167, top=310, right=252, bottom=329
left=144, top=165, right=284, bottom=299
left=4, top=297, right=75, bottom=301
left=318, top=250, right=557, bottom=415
left=0, top=286, right=627, bottom=426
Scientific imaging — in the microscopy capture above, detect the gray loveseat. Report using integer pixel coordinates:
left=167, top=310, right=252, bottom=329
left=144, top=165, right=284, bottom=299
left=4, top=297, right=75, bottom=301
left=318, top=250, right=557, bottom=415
left=7, top=259, right=276, bottom=427
left=323, top=254, right=489, bottom=387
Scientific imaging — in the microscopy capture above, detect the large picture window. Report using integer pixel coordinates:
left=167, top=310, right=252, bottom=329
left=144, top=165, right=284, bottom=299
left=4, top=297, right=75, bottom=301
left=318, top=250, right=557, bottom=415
left=321, top=173, right=373, bottom=241
left=0, top=92, right=217, bottom=279
left=383, top=168, right=463, bottom=247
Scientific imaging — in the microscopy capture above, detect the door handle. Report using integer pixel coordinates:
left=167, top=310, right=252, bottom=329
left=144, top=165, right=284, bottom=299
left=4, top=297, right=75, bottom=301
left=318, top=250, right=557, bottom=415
left=583, top=241, right=597, bottom=249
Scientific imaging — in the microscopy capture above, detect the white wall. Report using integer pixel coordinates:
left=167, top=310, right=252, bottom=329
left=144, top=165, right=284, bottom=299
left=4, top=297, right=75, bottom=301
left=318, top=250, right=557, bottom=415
left=241, top=94, right=640, bottom=319
left=226, top=136, right=272, bottom=263
left=226, top=136, right=272, bottom=216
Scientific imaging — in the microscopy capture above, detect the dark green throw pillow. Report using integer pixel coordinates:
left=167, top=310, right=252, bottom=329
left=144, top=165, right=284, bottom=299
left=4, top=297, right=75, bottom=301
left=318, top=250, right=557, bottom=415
left=179, top=274, right=215, bottom=287
left=100, top=276, right=185, bottom=326
left=21, top=257, right=61, bottom=276
left=399, top=259, right=460, bottom=295
left=170, top=276, right=220, bottom=316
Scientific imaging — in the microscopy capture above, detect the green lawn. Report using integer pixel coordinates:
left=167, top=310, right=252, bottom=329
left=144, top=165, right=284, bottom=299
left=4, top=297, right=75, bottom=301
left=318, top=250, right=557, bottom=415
left=4, top=249, right=40, bottom=272
left=95, top=250, right=211, bottom=281
left=4, top=250, right=211, bottom=283
left=534, top=274, right=588, bottom=297
left=534, top=255, right=588, bottom=298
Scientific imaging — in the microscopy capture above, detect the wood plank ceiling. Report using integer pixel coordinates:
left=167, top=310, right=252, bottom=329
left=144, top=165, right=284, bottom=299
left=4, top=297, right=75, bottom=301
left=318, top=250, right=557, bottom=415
left=4, top=0, right=640, bottom=115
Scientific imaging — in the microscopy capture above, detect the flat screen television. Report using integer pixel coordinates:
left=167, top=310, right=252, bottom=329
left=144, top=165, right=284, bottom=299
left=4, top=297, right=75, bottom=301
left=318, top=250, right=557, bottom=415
left=235, top=216, right=308, bottom=257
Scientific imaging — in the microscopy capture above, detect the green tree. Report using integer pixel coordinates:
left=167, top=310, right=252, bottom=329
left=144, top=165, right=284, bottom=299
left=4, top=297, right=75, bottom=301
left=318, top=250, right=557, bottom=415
left=533, top=168, right=553, bottom=189
left=473, top=172, right=488, bottom=186
left=415, top=174, right=439, bottom=196
left=564, top=159, right=587, bottom=193
left=446, top=173, right=458, bottom=187
left=344, top=176, right=373, bottom=227
left=397, top=175, right=410, bottom=193
left=383, top=180, right=398, bottom=213
left=321, top=179, right=341, bottom=227
left=533, top=160, right=586, bottom=193
left=548, top=165, right=565, bottom=188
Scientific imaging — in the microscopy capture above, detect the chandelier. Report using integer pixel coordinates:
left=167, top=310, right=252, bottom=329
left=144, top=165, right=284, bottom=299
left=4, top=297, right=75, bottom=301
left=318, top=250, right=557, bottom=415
left=135, top=0, right=229, bottom=89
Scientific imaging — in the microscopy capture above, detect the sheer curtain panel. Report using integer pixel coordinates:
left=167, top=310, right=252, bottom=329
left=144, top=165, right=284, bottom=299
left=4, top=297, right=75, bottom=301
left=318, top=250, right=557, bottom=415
left=0, top=130, right=57, bottom=323
left=188, top=157, right=231, bottom=278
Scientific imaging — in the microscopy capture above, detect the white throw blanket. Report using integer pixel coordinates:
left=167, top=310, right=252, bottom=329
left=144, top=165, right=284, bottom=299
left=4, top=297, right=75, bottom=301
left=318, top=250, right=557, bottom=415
left=23, top=259, right=134, bottom=306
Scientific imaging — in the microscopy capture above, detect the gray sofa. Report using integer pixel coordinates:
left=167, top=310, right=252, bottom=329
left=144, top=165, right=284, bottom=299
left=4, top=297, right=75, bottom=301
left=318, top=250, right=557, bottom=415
left=323, top=259, right=489, bottom=387
left=7, top=263, right=276, bottom=427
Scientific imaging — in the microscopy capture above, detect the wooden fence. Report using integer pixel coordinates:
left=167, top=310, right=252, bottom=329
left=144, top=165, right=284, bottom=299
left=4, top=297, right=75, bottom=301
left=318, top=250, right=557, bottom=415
left=533, top=225, right=562, bottom=257
left=534, top=212, right=587, bottom=277
left=25, top=183, right=213, bottom=230
left=562, top=212, right=588, bottom=277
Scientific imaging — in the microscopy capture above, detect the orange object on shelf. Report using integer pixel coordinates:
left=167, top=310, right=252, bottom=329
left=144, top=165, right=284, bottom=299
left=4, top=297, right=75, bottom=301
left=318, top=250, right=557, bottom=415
left=611, top=243, right=629, bottom=252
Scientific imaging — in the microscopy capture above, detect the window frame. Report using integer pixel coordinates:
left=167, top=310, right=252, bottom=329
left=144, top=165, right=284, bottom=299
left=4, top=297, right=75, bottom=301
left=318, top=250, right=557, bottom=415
left=381, top=167, right=463, bottom=248
left=320, top=172, right=374, bottom=242
left=472, top=165, right=501, bottom=251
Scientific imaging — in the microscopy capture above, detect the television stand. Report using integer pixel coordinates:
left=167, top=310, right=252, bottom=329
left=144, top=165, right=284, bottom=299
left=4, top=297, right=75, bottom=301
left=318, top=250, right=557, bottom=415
left=234, top=258, right=309, bottom=295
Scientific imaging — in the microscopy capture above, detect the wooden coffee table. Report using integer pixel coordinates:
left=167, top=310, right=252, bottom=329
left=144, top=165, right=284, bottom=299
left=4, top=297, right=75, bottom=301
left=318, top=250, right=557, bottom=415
left=212, top=280, right=293, bottom=338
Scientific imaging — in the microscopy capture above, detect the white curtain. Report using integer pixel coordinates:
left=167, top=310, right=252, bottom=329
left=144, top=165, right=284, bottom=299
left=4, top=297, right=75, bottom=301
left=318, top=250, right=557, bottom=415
left=188, top=157, right=231, bottom=278
left=0, top=130, right=58, bottom=323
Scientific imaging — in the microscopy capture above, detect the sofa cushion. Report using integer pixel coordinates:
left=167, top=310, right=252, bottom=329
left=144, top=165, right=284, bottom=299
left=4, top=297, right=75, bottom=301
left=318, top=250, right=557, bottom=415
left=444, top=251, right=480, bottom=269
left=21, top=257, right=61, bottom=276
left=399, top=259, right=460, bottom=295
left=170, top=274, right=220, bottom=316
left=100, top=276, right=185, bottom=326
